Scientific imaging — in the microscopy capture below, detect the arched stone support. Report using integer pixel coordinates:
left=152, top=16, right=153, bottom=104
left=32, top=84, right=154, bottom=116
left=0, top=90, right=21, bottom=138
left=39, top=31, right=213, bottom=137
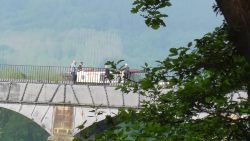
left=0, top=82, right=143, bottom=139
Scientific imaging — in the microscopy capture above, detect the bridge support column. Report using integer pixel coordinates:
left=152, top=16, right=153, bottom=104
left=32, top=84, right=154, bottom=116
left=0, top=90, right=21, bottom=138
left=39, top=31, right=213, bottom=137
left=48, top=106, right=74, bottom=141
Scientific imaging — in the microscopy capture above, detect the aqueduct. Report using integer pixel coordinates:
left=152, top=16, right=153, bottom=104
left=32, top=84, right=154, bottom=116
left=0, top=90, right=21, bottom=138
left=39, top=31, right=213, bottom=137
left=0, top=64, right=145, bottom=141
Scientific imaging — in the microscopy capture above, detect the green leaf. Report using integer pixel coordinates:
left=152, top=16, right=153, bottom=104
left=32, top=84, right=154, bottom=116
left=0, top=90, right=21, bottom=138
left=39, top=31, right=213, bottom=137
left=187, top=42, right=192, bottom=47
left=169, top=48, right=178, bottom=56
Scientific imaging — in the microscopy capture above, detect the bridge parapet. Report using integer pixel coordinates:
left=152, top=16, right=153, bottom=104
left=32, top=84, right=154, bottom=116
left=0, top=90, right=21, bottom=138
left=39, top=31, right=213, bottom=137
left=0, top=64, right=144, bottom=86
left=0, top=82, right=144, bottom=108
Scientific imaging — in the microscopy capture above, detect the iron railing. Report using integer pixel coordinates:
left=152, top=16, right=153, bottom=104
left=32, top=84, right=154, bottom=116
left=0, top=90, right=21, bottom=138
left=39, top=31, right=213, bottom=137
left=0, top=64, right=144, bottom=86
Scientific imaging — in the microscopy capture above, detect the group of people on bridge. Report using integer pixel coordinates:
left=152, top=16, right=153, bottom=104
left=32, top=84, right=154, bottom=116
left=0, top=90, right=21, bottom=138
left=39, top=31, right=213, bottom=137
left=69, top=60, right=131, bottom=84
left=70, top=60, right=82, bottom=84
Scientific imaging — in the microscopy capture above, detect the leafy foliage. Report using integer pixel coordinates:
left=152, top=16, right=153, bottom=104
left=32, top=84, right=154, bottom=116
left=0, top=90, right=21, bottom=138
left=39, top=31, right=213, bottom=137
left=131, top=0, right=171, bottom=29
left=0, top=108, right=49, bottom=141
left=92, top=25, right=250, bottom=141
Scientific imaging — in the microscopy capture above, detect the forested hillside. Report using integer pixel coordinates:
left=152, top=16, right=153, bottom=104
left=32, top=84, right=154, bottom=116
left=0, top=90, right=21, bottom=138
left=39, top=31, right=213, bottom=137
left=0, top=108, right=49, bottom=141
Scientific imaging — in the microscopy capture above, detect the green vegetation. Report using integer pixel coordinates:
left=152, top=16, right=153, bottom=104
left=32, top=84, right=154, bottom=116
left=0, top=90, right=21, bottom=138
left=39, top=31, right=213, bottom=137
left=75, top=25, right=250, bottom=141
left=131, top=0, right=171, bottom=29
left=0, top=108, right=49, bottom=141
left=0, top=67, right=27, bottom=80
left=72, top=1, right=250, bottom=140
left=0, top=66, right=68, bottom=83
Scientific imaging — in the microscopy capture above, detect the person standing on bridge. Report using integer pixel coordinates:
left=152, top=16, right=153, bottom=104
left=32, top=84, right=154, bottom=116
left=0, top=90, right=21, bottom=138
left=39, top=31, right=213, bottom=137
left=78, top=61, right=84, bottom=71
left=123, top=63, right=130, bottom=82
left=104, top=65, right=111, bottom=84
left=70, top=60, right=77, bottom=84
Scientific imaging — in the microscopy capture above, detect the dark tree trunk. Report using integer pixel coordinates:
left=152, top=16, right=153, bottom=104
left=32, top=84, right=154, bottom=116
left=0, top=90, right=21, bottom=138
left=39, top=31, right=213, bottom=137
left=216, top=0, right=250, bottom=63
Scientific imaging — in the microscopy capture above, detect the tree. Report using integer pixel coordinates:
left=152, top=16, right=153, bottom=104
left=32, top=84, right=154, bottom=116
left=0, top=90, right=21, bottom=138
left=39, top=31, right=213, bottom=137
left=74, top=1, right=250, bottom=140
left=96, top=25, right=250, bottom=141
left=74, top=25, right=250, bottom=141
left=215, top=0, right=250, bottom=63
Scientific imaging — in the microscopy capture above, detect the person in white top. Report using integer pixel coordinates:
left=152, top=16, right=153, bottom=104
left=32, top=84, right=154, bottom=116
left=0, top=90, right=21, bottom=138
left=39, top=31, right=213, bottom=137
left=70, top=60, right=77, bottom=84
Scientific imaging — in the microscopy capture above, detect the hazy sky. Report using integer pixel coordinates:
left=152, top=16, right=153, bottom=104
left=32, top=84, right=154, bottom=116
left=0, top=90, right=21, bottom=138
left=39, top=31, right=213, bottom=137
left=0, top=0, right=223, bottom=68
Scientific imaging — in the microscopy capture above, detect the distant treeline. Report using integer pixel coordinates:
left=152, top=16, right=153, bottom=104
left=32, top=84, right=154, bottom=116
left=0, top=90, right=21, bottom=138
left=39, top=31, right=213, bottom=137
left=0, top=108, right=49, bottom=141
